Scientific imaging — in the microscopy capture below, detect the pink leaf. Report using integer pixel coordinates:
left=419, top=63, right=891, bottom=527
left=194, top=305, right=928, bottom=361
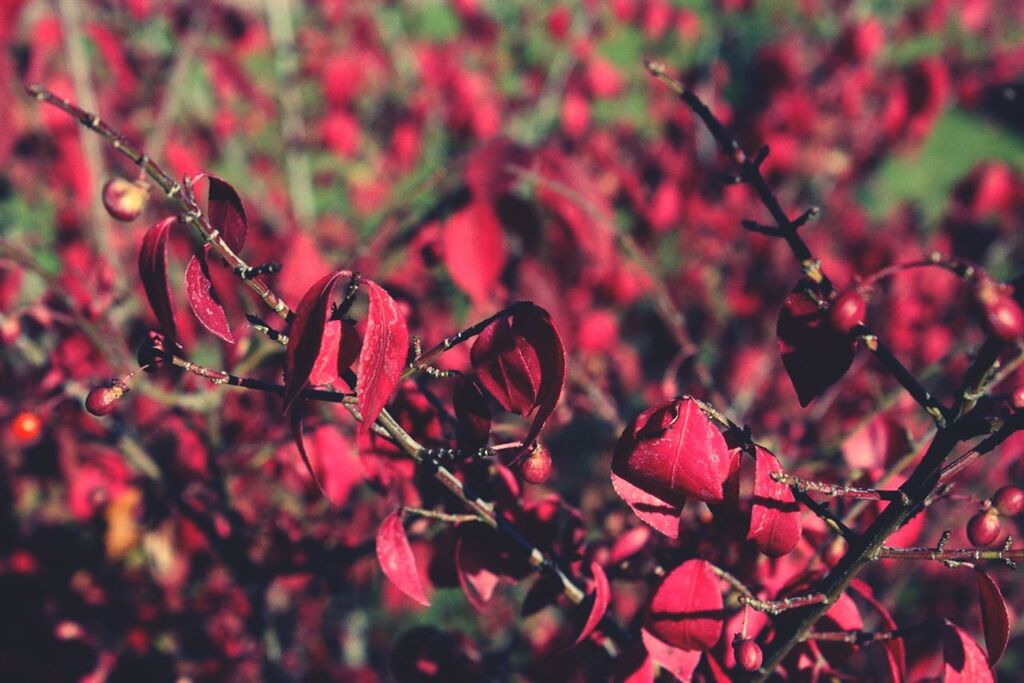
left=207, top=174, right=247, bottom=252
left=975, top=569, right=1010, bottom=666
left=283, top=271, right=347, bottom=413
left=574, top=562, right=611, bottom=645
left=640, top=628, right=702, bottom=682
left=470, top=303, right=565, bottom=450
left=376, top=510, right=431, bottom=607
left=747, top=446, right=802, bottom=557
left=138, top=217, right=178, bottom=344
left=941, top=620, right=993, bottom=683
left=184, top=251, right=235, bottom=343
left=455, top=524, right=502, bottom=611
left=610, top=471, right=683, bottom=539
left=357, top=280, right=410, bottom=430
left=645, top=559, right=724, bottom=651
left=443, top=201, right=506, bottom=305
left=464, top=136, right=530, bottom=201
left=777, top=279, right=855, bottom=406
left=612, top=397, right=731, bottom=505
left=849, top=579, right=905, bottom=681
left=309, top=320, right=342, bottom=386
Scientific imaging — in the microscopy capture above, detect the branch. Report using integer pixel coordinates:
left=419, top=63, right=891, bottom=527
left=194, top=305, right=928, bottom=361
left=772, top=471, right=909, bottom=505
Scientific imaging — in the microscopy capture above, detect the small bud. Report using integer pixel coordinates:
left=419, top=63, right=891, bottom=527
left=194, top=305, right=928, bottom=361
left=993, top=485, right=1024, bottom=517
left=520, top=443, right=553, bottom=485
left=976, top=278, right=1024, bottom=342
left=102, top=177, right=149, bottom=222
left=734, top=638, right=763, bottom=672
left=85, top=379, right=129, bottom=417
left=966, top=510, right=1002, bottom=547
left=828, top=289, right=867, bottom=333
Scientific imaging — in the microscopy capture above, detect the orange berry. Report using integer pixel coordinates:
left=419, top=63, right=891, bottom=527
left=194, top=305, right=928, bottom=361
left=11, top=411, right=42, bottom=444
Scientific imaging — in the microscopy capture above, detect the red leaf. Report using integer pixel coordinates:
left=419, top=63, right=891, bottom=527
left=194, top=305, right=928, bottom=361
left=575, top=562, right=611, bottom=645
left=613, top=642, right=655, bottom=683
left=455, top=524, right=502, bottom=611
left=464, top=136, right=530, bottom=201
left=747, top=446, right=802, bottom=557
left=289, top=411, right=330, bottom=500
left=470, top=303, right=565, bottom=450
left=612, top=397, right=731, bottom=505
left=184, top=250, right=235, bottom=343
left=777, top=279, right=855, bottom=406
left=138, top=216, right=178, bottom=344
left=309, top=320, right=342, bottom=386
left=283, top=271, right=347, bottom=412
left=645, top=559, right=723, bottom=651
left=453, top=376, right=491, bottom=449
left=376, top=510, right=431, bottom=607
left=207, top=174, right=247, bottom=252
left=610, top=471, right=683, bottom=539
left=941, top=620, right=993, bottom=683
left=443, top=201, right=506, bottom=305
left=640, top=628, right=702, bottom=682
left=357, top=280, right=410, bottom=430
left=975, top=569, right=1010, bottom=666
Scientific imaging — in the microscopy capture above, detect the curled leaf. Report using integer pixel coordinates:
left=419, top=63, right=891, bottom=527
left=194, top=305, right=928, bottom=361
left=974, top=570, right=1009, bottom=666
left=185, top=250, right=235, bottom=343
left=138, top=217, right=178, bottom=344
left=470, top=302, right=565, bottom=450
left=612, top=397, right=731, bottom=505
left=283, top=271, right=347, bottom=412
left=748, top=446, right=802, bottom=557
left=376, top=509, right=431, bottom=607
left=453, top=376, right=491, bottom=449
left=645, top=559, right=724, bottom=652
left=574, top=562, right=611, bottom=645
left=357, top=280, right=410, bottom=429
left=206, top=174, right=247, bottom=252
left=777, top=278, right=855, bottom=406
left=455, top=523, right=502, bottom=611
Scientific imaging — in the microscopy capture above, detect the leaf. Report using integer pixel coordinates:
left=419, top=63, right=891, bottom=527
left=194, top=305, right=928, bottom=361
left=645, top=559, right=724, bottom=651
left=574, top=562, right=611, bottom=645
left=610, top=471, right=683, bottom=539
left=357, top=280, right=410, bottom=430
left=777, top=279, right=855, bottom=406
left=138, top=217, right=178, bottom=344
left=453, top=376, right=491, bottom=449
left=464, top=136, right=529, bottom=201
left=283, top=271, right=347, bottom=413
left=184, top=250, right=235, bottom=343
left=470, top=303, right=565, bottom=451
left=640, top=628, right=702, bottom=682
left=455, top=523, right=501, bottom=611
left=849, top=579, right=906, bottom=682
left=747, top=446, right=802, bottom=557
left=376, top=509, right=431, bottom=607
left=443, top=201, right=506, bottom=305
left=309, top=320, right=342, bottom=387
left=611, top=397, right=731, bottom=505
left=941, top=620, right=993, bottom=683
left=613, top=642, right=655, bottom=683
left=974, top=570, right=1010, bottom=666
left=207, top=174, right=247, bottom=252
left=289, top=411, right=330, bottom=500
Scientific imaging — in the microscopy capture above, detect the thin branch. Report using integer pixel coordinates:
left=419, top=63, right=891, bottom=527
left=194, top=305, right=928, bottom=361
left=876, top=535, right=1020, bottom=569
left=856, top=327, right=951, bottom=427
left=772, top=471, right=910, bottom=505
left=401, top=507, right=478, bottom=524
left=740, top=592, right=828, bottom=616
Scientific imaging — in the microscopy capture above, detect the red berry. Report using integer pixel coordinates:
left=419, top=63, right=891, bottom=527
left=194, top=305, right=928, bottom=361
left=102, top=177, right=149, bottom=222
left=966, top=511, right=1002, bottom=547
left=734, top=638, right=763, bottom=672
left=85, top=380, right=129, bottom=417
left=11, top=411, right=42, bottom=444
left=520, top=444, right=553, bottom=485
left=829, top=289, right=867, bottom=333
left=993, top=485, right=1024, bottom=517
left=976, top=279, right=1024, bottom=342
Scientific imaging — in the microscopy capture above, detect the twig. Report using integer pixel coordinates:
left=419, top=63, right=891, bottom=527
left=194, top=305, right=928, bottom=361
left=772, top=471, right=910, bottom=505
left=876, top=534, right=1019, bottom=569
left=855, top=327, right=951, bottom=427
left=740, top=592, right=828, bottom=616
left=401, top=507, right=478, bottom=524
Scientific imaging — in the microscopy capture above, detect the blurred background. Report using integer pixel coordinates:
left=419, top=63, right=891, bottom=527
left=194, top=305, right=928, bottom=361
left=1, top=0, right=1024, bottom=681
